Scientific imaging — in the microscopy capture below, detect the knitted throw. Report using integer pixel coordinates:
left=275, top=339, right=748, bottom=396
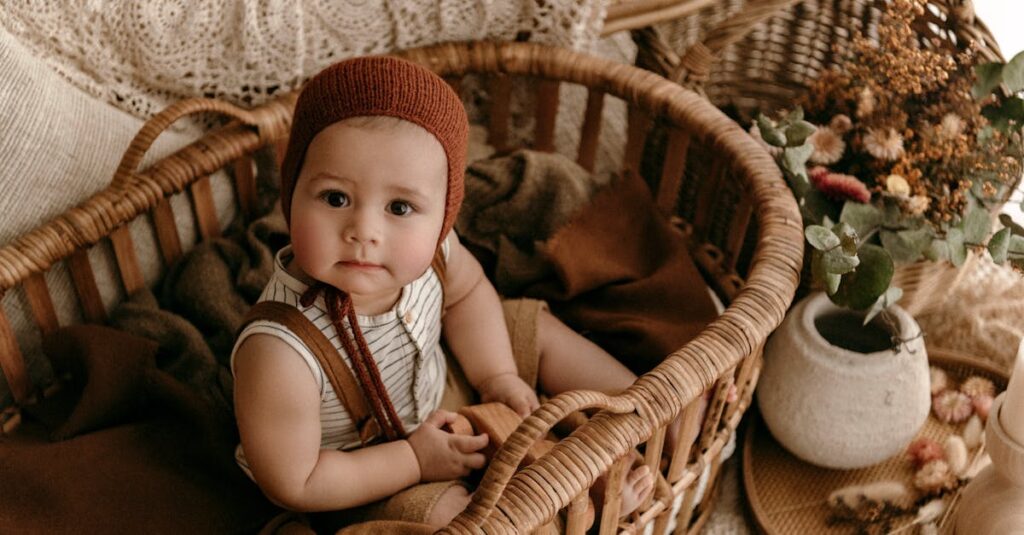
left=0, top=0, right=607, bottom=120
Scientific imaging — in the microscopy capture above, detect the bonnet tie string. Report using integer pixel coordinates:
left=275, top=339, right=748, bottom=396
left=300, top=283, right=406, bottom=442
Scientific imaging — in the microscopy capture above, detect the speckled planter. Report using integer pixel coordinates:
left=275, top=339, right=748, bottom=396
left=756, top=292, right=930, bottom=470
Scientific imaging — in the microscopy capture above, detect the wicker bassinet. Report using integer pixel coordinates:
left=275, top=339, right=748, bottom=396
left=628, top=0, right=1007, bottom=316
left=0, top=41, right=802, bottom=534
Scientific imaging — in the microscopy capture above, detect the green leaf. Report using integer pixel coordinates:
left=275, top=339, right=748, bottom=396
left=805, top=225, right=841, bottom=250
left=833, top=222, right=859, bottom=255
left=1009, top=234, right=1024, bottom=255
left=782, top=143, right=814, bottom=173
left=961, top=207, right=992, bottom=244
left=880, top=228, right=932, bottom=264
left=822, top=248, right=860, bottom=274
left=787, top=107, right=805, bottom=122
left=973, top=62, right=1004, bottom=100
left=1000, top=214, right=1024, bottom=236
left=947, top=227, right=967, bottom=267
left=811, top=250, right=842, bottom=295
left=983, top=97, right=1024, bottom=133
left=785, top=120, right=817, bottom=147
left=924, top=239, right=950, bottom=262
left=1004, top=51, right=1024, bottom=93
left=988, top=227, right=1011, bottom=264
left=830, top=244, right=895, bottom=310
left=864, top=287, right=904, bottom=325
left=840, top=202, right=882, bottom=239
left=757, top=114, right=786, bottom=147
left=801, top=187, right=840, bottom=224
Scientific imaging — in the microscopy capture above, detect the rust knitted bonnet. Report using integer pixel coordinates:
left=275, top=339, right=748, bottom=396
left=280, top=55, right=468, bottom=247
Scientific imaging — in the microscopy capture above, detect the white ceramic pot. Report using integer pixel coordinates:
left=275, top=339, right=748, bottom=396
left=756, top=292, right=930, bottom=469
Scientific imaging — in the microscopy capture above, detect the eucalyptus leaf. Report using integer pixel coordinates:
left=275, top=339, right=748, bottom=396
left=840, top=202, right=882, bottom=239
left=787, top=107, right=805, bottom=122
left=983, top=97, right=1024, bottom=133
left=999, top=213, right=1024, bottom=236
left=1009, top=234, right=1024, bottom=255
left=834, top=222, right=859, bottom=255
left=782, top=143, right=814, bottom=173
left=785, top=120, right=817, bottom=147
left=757, top=114, right=786, bottom=147
left=961, top=207, right=992, bottom=244
left=988, top=227, right=1011, bottom=264
left=924, top=239, right=950, bottom=262
left=811, top=250, right=842, bottom=295
left=806, top=225, right=841, bottom=250
left=830, top=244, right=895, bottom=310
left=1004, top=51, right=1024, bottom=93
left=822, top=248, right=860, bottom=275
left=801, top=187, right=840, bottom=224
left=880, top=228, right=932, bottom=264
left=947, top=227, right=967, bottom=267
left=973, top=62, right=1004, bottom=100
left=864, top=287, right=904, bottom=326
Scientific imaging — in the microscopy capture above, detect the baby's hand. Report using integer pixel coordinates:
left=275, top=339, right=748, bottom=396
left=408, top=410, right=489, bottom=482
left=477, top=372, right=539, bottom=417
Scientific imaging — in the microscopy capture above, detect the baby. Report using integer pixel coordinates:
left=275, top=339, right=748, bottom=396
left=232, top=56, right=653, bottom=529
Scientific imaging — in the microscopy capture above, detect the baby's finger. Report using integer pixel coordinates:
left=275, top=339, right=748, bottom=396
left=464, top=452, right=487, bottom=470
left=423, top=409, right=457, bottom=428
left=454, top=433, right=490, bottom=453
left=509, top=397, right=531, bottom=418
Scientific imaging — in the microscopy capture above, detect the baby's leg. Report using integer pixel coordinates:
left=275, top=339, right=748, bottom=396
left=534, top=309, right=653, bottom=516
left=535, top=308, right=636, bottom=396
left=424, top=484, right=472, bottom=528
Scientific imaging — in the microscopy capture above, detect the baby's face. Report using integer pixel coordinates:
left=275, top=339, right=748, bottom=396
left=289, top=118, right=447, bottom=308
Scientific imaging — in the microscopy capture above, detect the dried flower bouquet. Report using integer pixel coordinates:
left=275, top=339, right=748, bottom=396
left=751, top=0, right=1024, bottom=321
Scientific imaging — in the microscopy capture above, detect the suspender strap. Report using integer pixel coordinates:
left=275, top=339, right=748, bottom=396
left=238, top=244, right=448, bottom=445
left=241, top=301, right=381, bottom=445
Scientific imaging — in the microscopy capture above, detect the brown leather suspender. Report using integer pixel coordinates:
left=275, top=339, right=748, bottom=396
left=239, top=245, right=447, bottom=445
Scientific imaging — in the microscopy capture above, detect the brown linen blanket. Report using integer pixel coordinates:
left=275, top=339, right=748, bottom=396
left=459, top=150, right=718, bottom=374
left=1, top=321, right=278, bottom=534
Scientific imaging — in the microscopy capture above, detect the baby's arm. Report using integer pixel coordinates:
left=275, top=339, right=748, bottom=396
left=441, top=236, right=539, bottom=416
left=234, top=334, right=487, bottom=511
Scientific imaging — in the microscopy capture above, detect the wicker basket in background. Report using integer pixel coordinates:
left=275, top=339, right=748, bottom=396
left=628, top=0, right=1007, bottom=317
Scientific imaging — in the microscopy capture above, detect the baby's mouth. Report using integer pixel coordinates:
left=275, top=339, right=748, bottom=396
left=339, top=260, right=384, bottom=270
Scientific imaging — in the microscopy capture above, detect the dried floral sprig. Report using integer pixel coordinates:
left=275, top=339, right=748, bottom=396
left=755, top=0, right=1024, bottom=314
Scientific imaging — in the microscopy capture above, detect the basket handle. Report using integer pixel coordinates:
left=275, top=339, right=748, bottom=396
left=110, top=98, right=266, bottom=190
left=442, top=389, right=635, bottom=533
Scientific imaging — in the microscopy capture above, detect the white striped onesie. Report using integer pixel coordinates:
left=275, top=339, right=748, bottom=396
left=231, top=238, right=450, bottom=479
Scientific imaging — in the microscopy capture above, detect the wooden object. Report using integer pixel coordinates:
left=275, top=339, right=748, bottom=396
left=953, top=393, right=1024, bottom=534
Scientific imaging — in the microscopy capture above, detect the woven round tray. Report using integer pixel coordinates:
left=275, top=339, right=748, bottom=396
left=743, top=346, right=1009, bottom=534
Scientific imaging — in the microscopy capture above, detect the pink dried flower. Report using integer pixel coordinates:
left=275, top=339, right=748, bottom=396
left=808, top=127, right=846, bottom=164
left=933, top=390, right=973, bottom=423
left=939, top=113, right=964, bottom=139
left=906, top=437, right=945, bottom=468
left=972, top=394, right=993, bottom=422
left=856, top=86, right=877, bottom=118
left=960, top=376, right=995, bottom=400
left=863, top=127, right=905, bottom=161
left=929, top=366, right=950, bottom=396
left=810, top=170, right=871, bottom=203
left=914, top=460, right=956, bottom=494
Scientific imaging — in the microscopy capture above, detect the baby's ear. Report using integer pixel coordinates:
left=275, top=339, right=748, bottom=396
left=42, top=325, right=158, bottom=440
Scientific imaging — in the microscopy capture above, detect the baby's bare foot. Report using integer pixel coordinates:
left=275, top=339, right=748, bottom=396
left=617, top=465, right=654, bottom=517
left=591, top=464, right=655, bottom=519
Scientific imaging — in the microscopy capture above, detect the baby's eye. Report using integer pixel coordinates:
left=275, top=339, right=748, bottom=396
left=320, top=190, right=349, bottom=208
left=388, top=201, right=414, bottom=216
